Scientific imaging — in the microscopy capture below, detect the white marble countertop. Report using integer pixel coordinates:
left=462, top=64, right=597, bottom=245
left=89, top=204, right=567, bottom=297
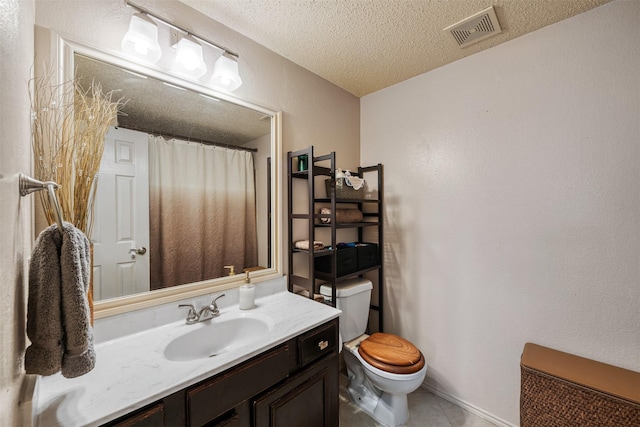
left=33, top=290, right=341, bottom=427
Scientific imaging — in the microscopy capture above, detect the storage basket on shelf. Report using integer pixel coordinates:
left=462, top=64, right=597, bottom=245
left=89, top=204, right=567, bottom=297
left=356, top=243, right=379, bottom=270
left=325, top=178, right=364, bottom=199
left=315, top=246, right=358, bottom=277
left=315, top=243, right=379, bottom=278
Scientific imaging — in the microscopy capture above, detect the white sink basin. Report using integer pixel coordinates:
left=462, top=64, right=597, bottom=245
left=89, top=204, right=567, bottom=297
left=163, top=313, right=274, bottom=362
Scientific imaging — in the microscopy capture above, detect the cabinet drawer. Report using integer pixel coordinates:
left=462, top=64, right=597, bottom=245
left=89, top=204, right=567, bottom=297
left=187, top=344, right=290, bottom=427
left=108, top=403, right=164, bottom=427
left=298, top=320, right=338, bottom=367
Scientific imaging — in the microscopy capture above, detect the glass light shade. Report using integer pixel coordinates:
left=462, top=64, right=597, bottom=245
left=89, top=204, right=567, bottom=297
left=211, top=54, right=242, bottom=91
left=173, top=35, right=207, bottom=78
left=121, top=13, right=162, bottom=64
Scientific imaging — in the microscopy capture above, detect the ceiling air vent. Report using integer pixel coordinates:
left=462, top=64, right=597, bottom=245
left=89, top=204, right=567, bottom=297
left=444, top=6, right=502, bottom=48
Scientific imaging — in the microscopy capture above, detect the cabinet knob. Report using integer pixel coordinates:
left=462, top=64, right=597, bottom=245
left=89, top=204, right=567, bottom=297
left=318, top=340, right=329, bottom=351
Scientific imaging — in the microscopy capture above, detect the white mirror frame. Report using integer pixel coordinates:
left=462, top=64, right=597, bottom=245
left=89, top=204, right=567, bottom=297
left=35, top=28, right=283, bottom=318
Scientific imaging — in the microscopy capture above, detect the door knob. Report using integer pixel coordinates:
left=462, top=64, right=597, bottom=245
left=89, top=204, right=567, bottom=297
left=129, top=247, right=147, bottom=258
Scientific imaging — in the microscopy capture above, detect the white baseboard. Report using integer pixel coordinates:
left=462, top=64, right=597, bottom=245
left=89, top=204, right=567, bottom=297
left=421, top=383, right=518, bottom=427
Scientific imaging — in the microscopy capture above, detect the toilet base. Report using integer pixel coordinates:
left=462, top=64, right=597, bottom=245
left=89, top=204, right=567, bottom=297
left=345, top=350, right=410, bottom=427
left=347, top=381, right=409, bottom=427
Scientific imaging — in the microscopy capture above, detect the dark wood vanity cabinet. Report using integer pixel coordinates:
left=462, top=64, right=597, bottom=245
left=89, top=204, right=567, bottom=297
left=103, top=319, right=339, bottom=427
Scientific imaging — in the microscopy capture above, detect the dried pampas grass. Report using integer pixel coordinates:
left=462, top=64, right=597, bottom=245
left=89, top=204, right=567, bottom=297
left=30, top=68, right=125, bottom=237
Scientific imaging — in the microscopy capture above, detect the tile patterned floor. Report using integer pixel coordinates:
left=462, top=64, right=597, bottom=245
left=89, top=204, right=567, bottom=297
left=339, top=374, right=497, bottom=427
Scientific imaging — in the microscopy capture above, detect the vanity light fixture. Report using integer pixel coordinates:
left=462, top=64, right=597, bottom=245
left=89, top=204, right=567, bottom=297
left=121, top=13, right=162, bottom=64
left=211, top=53, right=242, bottom=92
left=123, top=0, right=243, bottom=91
left=172, top=34, right=207, bottom=78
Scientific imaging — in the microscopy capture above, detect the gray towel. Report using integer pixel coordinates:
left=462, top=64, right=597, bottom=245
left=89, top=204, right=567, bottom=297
left=25, top=222, right=96, bottom=378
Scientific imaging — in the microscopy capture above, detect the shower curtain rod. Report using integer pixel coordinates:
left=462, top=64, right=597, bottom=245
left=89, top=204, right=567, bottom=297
left=114, top=125, right=258, bottom=153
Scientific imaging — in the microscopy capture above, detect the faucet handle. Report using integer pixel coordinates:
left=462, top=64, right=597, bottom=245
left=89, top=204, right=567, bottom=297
left=179, top=304, right=199, bottom=324
left=211, top=294, right=226, bottom=313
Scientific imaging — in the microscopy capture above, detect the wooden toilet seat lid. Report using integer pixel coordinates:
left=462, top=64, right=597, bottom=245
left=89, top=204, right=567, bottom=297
left=358, top=333, right=425, bottom=374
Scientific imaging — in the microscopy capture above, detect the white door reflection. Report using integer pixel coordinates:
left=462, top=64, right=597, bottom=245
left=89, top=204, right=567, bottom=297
left=92, top=127, right=150, bottom=299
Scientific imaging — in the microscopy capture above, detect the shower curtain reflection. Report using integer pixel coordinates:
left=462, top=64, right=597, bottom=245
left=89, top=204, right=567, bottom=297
left=148, top=136, right=258, bottom=289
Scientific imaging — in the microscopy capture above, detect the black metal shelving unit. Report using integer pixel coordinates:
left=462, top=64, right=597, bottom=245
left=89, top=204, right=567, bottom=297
left=287, top=146, right=384, bottom=332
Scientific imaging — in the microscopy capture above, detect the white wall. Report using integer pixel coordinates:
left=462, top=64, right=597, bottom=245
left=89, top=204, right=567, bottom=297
left=361, top=1, right=640, bottom=424
left=0, top=0, right=35, bottom=424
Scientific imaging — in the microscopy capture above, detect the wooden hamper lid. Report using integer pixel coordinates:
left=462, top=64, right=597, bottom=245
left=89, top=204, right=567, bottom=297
left=358, top=333, right=425, bottom=374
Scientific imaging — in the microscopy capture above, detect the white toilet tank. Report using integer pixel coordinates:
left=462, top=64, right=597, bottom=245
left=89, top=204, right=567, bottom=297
left=320, top=278, right=373, bottom=342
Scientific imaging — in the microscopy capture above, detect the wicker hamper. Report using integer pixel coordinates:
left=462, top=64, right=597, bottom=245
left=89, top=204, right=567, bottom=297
left=520, top=343, right=640, bottom=427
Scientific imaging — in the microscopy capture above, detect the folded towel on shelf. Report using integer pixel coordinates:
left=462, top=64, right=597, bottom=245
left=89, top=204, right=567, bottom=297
left=25, top=222, right=96, bottom=378
left=294, top=240, right=325, bottom=251
left=320, top=208, right=364, bottom=224
left=292, top=285, right=325, bottom=303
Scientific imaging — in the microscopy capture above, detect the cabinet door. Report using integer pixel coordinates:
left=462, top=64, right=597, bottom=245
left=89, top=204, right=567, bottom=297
left=254, top=353, right=338, bottom=427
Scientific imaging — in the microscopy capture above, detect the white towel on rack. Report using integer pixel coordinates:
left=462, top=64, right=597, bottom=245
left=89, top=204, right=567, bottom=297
left=25, top=222, right=96, bottom=378
left=345, top=175, right=365, bottom=190
left=294, top=240, right=325, bottom=251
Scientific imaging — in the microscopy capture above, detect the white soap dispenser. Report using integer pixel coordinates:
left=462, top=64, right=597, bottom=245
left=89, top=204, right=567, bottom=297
left=238, top=271, right=255, bottom=310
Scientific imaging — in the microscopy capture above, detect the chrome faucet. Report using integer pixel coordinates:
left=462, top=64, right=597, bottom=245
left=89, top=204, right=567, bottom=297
left=196, top=294, right=224, bottom=322
left=178, top=304, right=199, bottom=324
left=178, top=294, right=226, bottom=325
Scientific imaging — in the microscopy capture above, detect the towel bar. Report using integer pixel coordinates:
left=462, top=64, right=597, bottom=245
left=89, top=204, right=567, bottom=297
left=19, top=173, right=64, bottom=235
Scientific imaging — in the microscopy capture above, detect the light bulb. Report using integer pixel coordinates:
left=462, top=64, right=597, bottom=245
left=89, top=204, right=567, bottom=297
left=181, top=52, right=198, bottom=70
left=173, top=35, right=207, bottom=78
left=121, top=13, right=162, bottom=64
left=211, top=54, right=242, bottom=91
left=134, top=43, right=148, bottom=55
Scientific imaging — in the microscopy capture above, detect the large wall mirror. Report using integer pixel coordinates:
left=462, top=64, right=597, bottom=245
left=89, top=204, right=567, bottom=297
left=45, top=31, right=282, bottom=317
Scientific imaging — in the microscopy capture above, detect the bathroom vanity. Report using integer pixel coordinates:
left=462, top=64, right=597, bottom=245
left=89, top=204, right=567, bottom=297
left=105, top=320, right=338, bottom=427
left=32, top=289, right=341, bottom=427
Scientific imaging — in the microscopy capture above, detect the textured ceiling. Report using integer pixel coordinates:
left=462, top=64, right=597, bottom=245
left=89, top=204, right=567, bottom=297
left=180, top=0, right=612, bottom=97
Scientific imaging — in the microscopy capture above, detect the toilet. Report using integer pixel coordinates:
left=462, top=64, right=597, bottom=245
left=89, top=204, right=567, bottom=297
left=320, top=279, right=427, bottom=427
